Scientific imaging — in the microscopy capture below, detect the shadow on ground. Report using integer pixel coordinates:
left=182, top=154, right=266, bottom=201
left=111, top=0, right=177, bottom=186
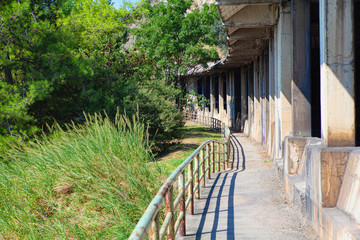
left=184, top=134, right=246, bottom=240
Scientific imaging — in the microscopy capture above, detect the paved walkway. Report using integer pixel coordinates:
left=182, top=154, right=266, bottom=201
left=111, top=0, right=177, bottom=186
left=178, top=133, right=319, bottom=240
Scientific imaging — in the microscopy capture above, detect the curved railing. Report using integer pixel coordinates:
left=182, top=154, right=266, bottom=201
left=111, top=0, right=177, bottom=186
left=185, top=112, right=225, bottom=134
left=128, top=115, right=231, bottom=240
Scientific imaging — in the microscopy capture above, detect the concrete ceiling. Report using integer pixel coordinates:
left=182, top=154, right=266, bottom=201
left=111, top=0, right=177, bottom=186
left=213, top=0, right=280, bottom=71
left=190, top=0, right=282, bottom=75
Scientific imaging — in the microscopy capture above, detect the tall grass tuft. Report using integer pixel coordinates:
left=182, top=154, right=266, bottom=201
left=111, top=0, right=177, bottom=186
left=0, top=112, right=162, bottom=239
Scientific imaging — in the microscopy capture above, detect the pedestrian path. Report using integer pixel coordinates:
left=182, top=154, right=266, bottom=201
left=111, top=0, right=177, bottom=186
left=177, top=133, right=319, bottom=240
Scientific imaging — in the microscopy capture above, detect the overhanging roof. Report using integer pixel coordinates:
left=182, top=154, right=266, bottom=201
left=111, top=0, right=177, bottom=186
left=189, top=0, right=282, bottom=76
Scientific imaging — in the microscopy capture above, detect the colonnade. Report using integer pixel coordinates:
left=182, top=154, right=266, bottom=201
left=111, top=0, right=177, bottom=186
left=188, top=1, right=359, bottom=238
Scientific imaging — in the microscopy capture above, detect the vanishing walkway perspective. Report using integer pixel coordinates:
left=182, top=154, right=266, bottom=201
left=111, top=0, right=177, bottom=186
left=178, top=132, right=319, bottom=240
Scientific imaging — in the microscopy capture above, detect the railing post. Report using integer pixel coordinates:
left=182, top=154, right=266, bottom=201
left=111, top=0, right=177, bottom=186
left=178, top=172, right=186, bottom=236
left=200, top=148, right=205, bottom=187
left=149, top=214, right=159, bottom=240
left=217, top=142, right=221, bottom=172
left=166, top=187, right=175, bottom=240
left=223, top=143, right=226, bottom=170
left=188, top=160, right=194, bottom=215
left=206, top=144, right=211, bottom=179
left=211, top=142, right=215, bottom=173
left=228, top=141, right=231, bottom=169
left=195, top=155, right=200, bottom=199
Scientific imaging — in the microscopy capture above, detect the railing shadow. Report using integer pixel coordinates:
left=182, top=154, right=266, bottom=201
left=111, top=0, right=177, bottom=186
left=230, top=133, right=246, bottom=171
left=183, top=133, right=246, bottom=239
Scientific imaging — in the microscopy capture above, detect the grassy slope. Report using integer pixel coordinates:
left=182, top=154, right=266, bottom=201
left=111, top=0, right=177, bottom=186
left=0, top=120, right=221, bottom=239
left=0, top=114, right=162, bottom=239
left=157, top=122, right=222, bottom=175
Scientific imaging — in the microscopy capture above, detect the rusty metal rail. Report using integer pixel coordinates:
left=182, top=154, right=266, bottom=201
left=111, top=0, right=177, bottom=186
left=185, top=112, right=225, bottom=134
left=128, top=115, right=231, bottom=240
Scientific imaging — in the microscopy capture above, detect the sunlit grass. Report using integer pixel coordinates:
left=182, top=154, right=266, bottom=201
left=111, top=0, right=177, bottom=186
left=0, top=113, right=162, bottom=239
left=156, top=122, right=222, bottom=175
left=0, top=119, right=221, bottom=239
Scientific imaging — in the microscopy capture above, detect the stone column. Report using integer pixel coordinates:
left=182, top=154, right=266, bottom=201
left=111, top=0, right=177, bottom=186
left=253, top=59, right=261, bottom=142
left=260, top=54, right=265, bottom=144
left=241, top=68, right=248, bottom=132
left=210, top=76, right=215, bottom=117
left=291, top=0, right=312, bottom=137
left=227, top=72, right=235, bottom=127
left=268, top=37, right=276, bottom=156
left=320, top=0, right=355, bottom=146
left=263, top=49, right=270, bottom=146
left=201, top=77, right=205, bottom=114
left=247, top=65, right=254, bottom=137
left=219, top=73, right=225, bottom=121
left=231, top=72, right=235, bottom=127
left=276, top=2, right=292, bottom=156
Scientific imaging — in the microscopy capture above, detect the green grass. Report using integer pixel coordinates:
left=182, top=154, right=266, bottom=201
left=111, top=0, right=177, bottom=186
left=0, top=119, right=222, bottom=239
left=0, top=113, right=162, bottom=239
left=156, top=122, right=223, bottom=175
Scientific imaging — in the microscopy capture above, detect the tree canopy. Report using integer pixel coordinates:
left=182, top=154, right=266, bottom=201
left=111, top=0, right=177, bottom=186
left=134, top=0, right=220, bottom=83
left=0, top=0, right=222, bottom=150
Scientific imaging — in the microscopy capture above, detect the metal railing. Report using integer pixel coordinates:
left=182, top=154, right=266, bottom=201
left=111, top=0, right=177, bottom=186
left=185, top=112, right=225, bottom=135
left=128, top=114, right=231, bottom=240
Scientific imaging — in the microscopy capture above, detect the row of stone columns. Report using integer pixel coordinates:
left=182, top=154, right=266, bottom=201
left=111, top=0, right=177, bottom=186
left=195, top=0, right=356, bottom=152
left=248, top=0, right=356, bottom=154
left=196, top=73, right=235, bottom=128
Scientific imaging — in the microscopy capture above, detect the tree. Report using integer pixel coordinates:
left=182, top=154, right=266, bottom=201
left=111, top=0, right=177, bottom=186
left=0, top=0, right=135, bottom=139
left=133, top=0, right=220, bottom=86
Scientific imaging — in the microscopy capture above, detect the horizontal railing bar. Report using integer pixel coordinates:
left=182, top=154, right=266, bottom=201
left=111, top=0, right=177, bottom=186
left=129, top=136, right=227, bottom=239
left=129, top=113, right=231, bottom=240
left=193, top=182, right=200, bottom=194
left=213, top=161, right=225, bottom=163
left=199, top=172, right=205, bottom=182
left=173, top=189, right=184, bottom=208
left=185, top=179, right=191, bottom=191
left=174, top=212, right=185, bottom=234
left=159, top=212, right=173, bottom=240
left=213, top=151, right=225, bottom=154
left=193, top=166, right=200, bottom=175
left=185, top=195, right=191, bottom=209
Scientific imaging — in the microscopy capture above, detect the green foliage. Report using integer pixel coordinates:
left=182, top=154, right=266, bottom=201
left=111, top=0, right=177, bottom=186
left=1, top=0, right=185, bottom=143
left=0, top=113, right=162, bottom=239
left=0, top=0, right=227, bottom=238
left=213, top=18, right=228, bottom=57
left=0, top=0, right=85, bottom=137
left=183, top=89, right=210, bottom=111
left=61, top=0, right=131, bottom=47
left=134, top=0, right=220, bottom=83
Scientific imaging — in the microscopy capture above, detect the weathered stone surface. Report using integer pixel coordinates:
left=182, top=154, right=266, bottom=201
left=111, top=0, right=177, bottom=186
left=337, top=150, right=360, bottom=225
left=220, top=4, right=279, bottom=27
left=306, top=146, right=323, bottom=207
left=320, top=0, right=355, bottom=147
left=285, top=137, right=307, bottom=174
left=297, top=138, right=322, bottom=178
left=322, top=208, right=360, bottom=240
left=320, top=149, right=350, bottom=208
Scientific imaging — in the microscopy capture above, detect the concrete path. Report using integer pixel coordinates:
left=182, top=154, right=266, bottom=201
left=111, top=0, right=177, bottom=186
left=177, top=133, right=319, bottom=240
